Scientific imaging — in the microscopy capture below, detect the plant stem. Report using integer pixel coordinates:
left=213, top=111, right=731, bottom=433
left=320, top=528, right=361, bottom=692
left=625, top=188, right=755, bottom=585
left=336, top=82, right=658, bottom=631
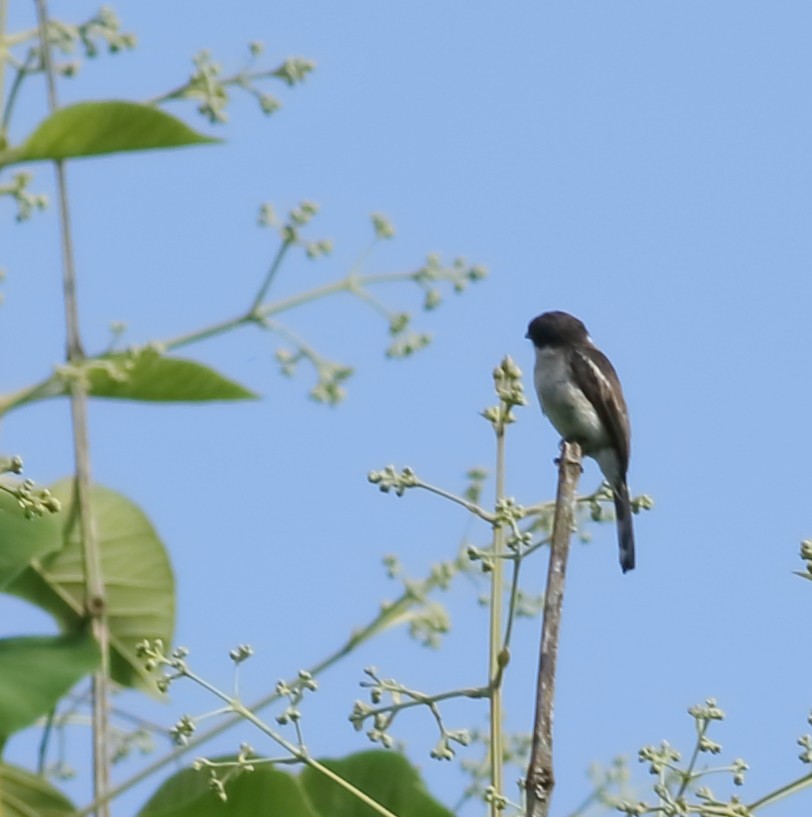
left=148, top=65, right=295, bottom=107
left=488, top=420, right=507, bottom=816
left=248, top=238, right=293, bottom=313
left=500, top=550, right=524, bottom=655
left=675, top=719, right=709, bottom=799
left=2, top=51, right=36, bottom=132
left=362, top=684, right=488, bottom=720
left=161, top=311, right=255, bottom=352
left=415, top=478, right=495, bottom=523
left=161, top=269, right=420, bottom=353
left=747, top=771, right=812, bottom=812
left=0, top=0, right=7, bottom=121
left=525, top=442, right=582, bottom=817
left=33, top=2, right=110, bottom=814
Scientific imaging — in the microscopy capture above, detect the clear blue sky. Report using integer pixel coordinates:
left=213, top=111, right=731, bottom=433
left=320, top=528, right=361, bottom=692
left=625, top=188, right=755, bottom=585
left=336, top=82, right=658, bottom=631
left=3, top=2, right=812, bottom=815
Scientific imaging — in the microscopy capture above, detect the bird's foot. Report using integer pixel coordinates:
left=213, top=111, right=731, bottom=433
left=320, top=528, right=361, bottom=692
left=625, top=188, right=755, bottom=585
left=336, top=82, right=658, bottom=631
left=554, top=439, right=584, bottom=471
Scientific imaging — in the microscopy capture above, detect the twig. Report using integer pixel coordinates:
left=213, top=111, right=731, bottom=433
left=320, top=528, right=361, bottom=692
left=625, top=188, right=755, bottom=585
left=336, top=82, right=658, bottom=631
left=33, top=2, right=110, bottom=814
left=747, top=771, right=812, bottom=812
left=525, top=441, right=582, bottom=817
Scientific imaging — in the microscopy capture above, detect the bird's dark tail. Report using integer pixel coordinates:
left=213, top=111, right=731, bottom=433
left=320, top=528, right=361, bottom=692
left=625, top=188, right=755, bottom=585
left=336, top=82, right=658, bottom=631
left=613, top=481, right=635, bottom=573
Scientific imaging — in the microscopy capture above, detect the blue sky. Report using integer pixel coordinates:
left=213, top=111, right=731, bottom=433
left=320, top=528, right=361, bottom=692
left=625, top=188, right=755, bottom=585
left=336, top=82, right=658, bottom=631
left=3, top=2, right=812, bottom=815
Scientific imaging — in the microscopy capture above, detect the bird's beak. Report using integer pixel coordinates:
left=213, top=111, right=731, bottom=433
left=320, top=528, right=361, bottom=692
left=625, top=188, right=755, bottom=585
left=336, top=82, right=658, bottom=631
left=524, top=331, right=530, bottom=340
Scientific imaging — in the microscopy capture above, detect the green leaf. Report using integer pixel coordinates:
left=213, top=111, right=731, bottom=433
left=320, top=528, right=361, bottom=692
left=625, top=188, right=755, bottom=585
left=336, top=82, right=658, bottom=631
left=0, top=633, right=99, bottom=738
left=0, top=350, right=257, bottom=412
left=5, top=482, right=174, bottom=694
left=0, top=101, right=218, bottom=168
left=137, top=763, right=318, bottom=817
left=136, top=752, right=452, bottom=817
left=0, top=486, right=62, bottom=589
left=83, top=350, right=257, bottom=402
left=0, top=763, right=77, bottom=817
left=301, top=752, right=453, bottom=817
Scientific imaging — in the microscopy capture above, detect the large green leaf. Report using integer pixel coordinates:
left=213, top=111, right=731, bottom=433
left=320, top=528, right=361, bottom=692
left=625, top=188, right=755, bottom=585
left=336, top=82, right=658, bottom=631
left=0, top=763, right=77, bottom=817
left=0, top=487, right=62, bottom=589
left=301, top=752, right=453, bottom=817
left=0, top=101, right=218, bottom=168
left=0, top=350, right=257, bottom=413
left=0, top=633, right=99, bottom=738
left=136, top=751, right=452, bottom=817
left=5, top=482, right=174, bottom=694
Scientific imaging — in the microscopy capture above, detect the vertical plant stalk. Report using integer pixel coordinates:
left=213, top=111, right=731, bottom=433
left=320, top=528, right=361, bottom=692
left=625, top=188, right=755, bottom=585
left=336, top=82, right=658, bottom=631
left=525, top=441, right=582, bottom=817
left=0, top=0, right=7, bottom=120
left=488, top=415, right=508, bottom=815
left=33, top=2, right=110, bottom=814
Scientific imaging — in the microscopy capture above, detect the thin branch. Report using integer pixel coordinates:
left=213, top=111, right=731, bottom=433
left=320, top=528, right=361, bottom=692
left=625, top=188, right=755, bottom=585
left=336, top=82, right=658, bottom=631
left=525, top=441, right=582, bottom=817
left=148, top=65, right=295, bottom=107
left=500, top=552, right=524, bottom=656
left=33, top=2, right=110, bottom=815
left=488, top=417, right=508, bottom=815
left=747, top=771, right=812, bottom=813
left=248, top=238, right=294, bottom=313
left=160, top=270, right=418, bottom=353
left=413, top=478, right=495, bottom=523
left=1, top=50, right=36, bottom=131
left=675, top=718, right=710, bottom=799
left=359, top=684, right=489, bottom=721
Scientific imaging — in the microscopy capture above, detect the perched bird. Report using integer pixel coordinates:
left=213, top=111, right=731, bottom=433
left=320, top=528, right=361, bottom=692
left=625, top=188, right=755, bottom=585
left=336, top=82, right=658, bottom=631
left=525, top=310, right=635, bottom=572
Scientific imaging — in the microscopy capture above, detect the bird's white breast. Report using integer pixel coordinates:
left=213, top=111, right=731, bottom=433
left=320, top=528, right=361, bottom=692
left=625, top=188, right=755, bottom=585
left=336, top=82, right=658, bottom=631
left=533, top=346, right=608, bottom=448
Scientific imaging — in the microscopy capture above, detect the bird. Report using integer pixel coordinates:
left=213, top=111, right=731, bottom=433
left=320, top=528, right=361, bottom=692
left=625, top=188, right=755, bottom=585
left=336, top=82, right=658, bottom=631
left=525, top=310, right=635, bottom=572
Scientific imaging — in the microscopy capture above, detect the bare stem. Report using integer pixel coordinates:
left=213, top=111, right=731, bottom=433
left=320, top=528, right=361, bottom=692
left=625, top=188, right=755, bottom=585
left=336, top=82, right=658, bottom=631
left=148, top=64, right=302, bottom=107
left=1, top=50, right=36, bottom=132
left=413, top=478, right=495, bottom=523
left=161, top=269, right=418, bottom=354
left=248, top=238, right=293, bottom=313
left=747, top=771, right=812, bottom=813
left=0, top=0, right=7, bottom=119
left=33, top=1, right=109, bottom=814
left=525, top=442, right=582, bottom=817
left=361, top=684, right=488, bottom=720
left=488, top=423, right=507, bottom=815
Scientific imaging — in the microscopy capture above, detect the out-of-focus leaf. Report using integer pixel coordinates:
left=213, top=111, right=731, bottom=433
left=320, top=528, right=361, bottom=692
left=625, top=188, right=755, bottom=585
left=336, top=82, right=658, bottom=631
left=137, top=761, right=318, bottom=817
left=0, top=633, right=99, bottom=738
left=301, top=751, right=453, bottom=817
left=136, top=751, right=452, bottom=817
left=0, top=486, right=62, bottom=589
left=0, top=763, right=77, bottom=817
left=5, top=481, right=174, bottom=694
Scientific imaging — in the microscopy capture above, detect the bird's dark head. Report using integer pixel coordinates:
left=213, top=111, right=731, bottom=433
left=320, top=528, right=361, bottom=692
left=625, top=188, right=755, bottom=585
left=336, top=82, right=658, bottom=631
left=525, top=311, right=590, bottom=348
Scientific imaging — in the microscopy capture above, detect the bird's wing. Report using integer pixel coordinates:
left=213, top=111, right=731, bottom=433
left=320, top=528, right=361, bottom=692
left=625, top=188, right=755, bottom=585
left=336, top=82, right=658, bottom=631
left=569, top=345, right=631, bottom=475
